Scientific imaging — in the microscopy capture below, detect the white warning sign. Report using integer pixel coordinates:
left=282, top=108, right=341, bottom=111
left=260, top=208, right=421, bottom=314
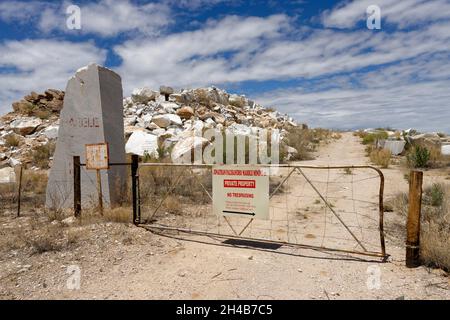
left=212, top=165, right=269, bottom=220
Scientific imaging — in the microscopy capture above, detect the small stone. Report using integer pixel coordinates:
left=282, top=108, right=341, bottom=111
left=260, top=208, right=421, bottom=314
left=62, top=216, right=77, bottom=225
left=176, top=106, right=194, bottom=120
left=160, top=86, right=174, bottom=95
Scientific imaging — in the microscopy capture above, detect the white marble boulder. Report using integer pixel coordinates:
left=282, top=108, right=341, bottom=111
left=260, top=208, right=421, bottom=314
left=46, top=64, right=126, bottom=209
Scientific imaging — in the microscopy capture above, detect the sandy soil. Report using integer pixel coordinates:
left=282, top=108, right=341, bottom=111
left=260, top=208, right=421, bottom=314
left=1, top=132, right=449, bottom=300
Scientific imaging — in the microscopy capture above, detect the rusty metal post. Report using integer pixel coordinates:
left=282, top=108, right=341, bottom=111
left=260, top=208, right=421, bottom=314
left=73, top=156, right=81, bottom=218
left=16, top=166, right=23, bottom=218
left=406, top=170, right=423, bottom=268
left=131, top=155, right=139, bottom=224
left=96, top=169, right=104, bottom=215
left=376, top=168, right=387, bottom=259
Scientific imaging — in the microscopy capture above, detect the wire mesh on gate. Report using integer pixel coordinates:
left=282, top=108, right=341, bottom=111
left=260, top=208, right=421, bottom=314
left=137, top=164, right=386, bottom=258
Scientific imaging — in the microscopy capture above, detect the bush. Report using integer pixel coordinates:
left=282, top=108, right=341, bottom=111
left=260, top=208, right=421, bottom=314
left=31, top=142, right=56, bottom=169
left=4, top=134, right=21, bottom=147
left=104, top=207, right=131, bottom=223
left=361, top=131, right=389, bottom=145
left=282, top=127, right=333, bottom=162
left=22, top=171, right=48, bottom=194
left=35, top=109, right=52, bottom=120
left=15, top=101, right=35, bottom=116
left=407, top=145, right=430, bottom=168
left=370, top=148, right=391, bottom=168
left=24, top=224, right=64, bottom=254
left=424, top=183, right=445, bottom=207
left=388, top=185, right=450, bottom=270
left=421, top=184, right=450, bottom=270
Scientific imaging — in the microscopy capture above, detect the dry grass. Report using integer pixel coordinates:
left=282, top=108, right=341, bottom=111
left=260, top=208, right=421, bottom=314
left=0, top=169, right=48, bottom=213
left=370, top=148, right=392, bottom=168
left=429, top=146, right=450, bottom=168
left=384, top=192, right=408, bottom=216
left=163, top=195, right=182, bottom=214
left=24, top=224, right=65, bottom=254
left=103, top=207, right=132, bottom=223
left=421, top=184, right=450, bottom=270
left=30, top=142, right=56, bottom=169
left=282, top=127, right=335, bottom=161
left=4, top=134, right=21, bottom=148
left=355, top=130, right=389, bottom=145
left=22, top=170, right=48, bottom=194
left=35, top=109, right=52, bottom=120
left=0, top=182, right=17, bottom=211
left=387, top=184, right=450, bottom=271
left=13, top=101, right=35, bottom=115
left=139, top=166, right=212, bottom=205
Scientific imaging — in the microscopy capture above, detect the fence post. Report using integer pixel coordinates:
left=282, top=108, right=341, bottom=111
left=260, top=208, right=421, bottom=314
left=73, top=156, right=81, bottom=218
left=406, top=170, right=423, bottom=268
left=16, top=166, right=23, bottom=218
left=131, top=155, right=139, bottom=225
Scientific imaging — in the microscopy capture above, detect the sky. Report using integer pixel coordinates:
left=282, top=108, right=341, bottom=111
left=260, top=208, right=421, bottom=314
left=0, top=0, right=449, bottom=133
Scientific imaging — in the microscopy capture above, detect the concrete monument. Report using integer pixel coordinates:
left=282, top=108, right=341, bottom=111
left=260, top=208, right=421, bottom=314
left=46, top=64, right=126, bottom=209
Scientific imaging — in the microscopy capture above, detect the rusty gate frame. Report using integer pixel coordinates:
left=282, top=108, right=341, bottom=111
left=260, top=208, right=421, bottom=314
left=133, top=162, right=387, bottom=259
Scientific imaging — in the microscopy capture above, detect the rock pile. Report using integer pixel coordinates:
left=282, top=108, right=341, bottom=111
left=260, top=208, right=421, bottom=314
left=0, top=90, right=63, bottom=170
left=364, top=128, right=450, bottom=156
left=0, top=86, right=299, bottom=172
left=123, top=86, right=298, bottom=159
left=12, top=90, right=64, bottom=115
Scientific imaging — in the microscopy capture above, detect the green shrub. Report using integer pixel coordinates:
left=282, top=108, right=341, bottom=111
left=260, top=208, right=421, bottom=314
left=361, top=131, right=389, bottom=145
left=424, top=183, right=445, bottom=207
left=31, top=143, right=56, bottom=169
left=407, top=145, right=431, bottom=168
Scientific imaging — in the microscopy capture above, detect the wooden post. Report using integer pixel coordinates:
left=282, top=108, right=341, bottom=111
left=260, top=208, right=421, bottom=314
left=96, top=169, right=103, bottom=215
left=16, top=166, right=23, bottom=218
left=73, top=156, right=81, bottom=218
left=406, top=170, right=423, bottom=268
left=131, top=155, right=139, bottom=224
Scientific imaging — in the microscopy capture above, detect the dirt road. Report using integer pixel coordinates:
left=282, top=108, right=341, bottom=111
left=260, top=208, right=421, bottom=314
left=1, top=133, right=449, bottom=300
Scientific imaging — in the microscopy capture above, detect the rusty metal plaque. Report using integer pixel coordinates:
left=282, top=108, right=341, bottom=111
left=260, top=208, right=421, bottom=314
left=85, top=143, right=109, bottom=170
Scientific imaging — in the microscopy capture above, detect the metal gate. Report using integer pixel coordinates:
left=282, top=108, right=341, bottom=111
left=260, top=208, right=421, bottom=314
left=134, top=162, right=387, bottom=259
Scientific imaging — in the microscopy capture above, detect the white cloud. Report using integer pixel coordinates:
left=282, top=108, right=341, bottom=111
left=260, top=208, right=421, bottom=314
left=114, top=14, right=291, bottom=92
left=0, top=1, right=52, bottom=23
left=0, top=0, right=171, bottom=37
left=114, top=13, right=450, bottom=89
left=258, top=80, right=450, bottom=133
left=0, top=39, right=106, bottom=114
left=257, top=54, right=450, bottom=133
left=322, top=0, right=450, bottom=29
left=0, top=1, right=449, bottom=132
left=111, top=11, right=450, bottom=132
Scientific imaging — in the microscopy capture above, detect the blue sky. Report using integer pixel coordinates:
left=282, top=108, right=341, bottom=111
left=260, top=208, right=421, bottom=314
left=0, top=0, right=449, bottom=132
